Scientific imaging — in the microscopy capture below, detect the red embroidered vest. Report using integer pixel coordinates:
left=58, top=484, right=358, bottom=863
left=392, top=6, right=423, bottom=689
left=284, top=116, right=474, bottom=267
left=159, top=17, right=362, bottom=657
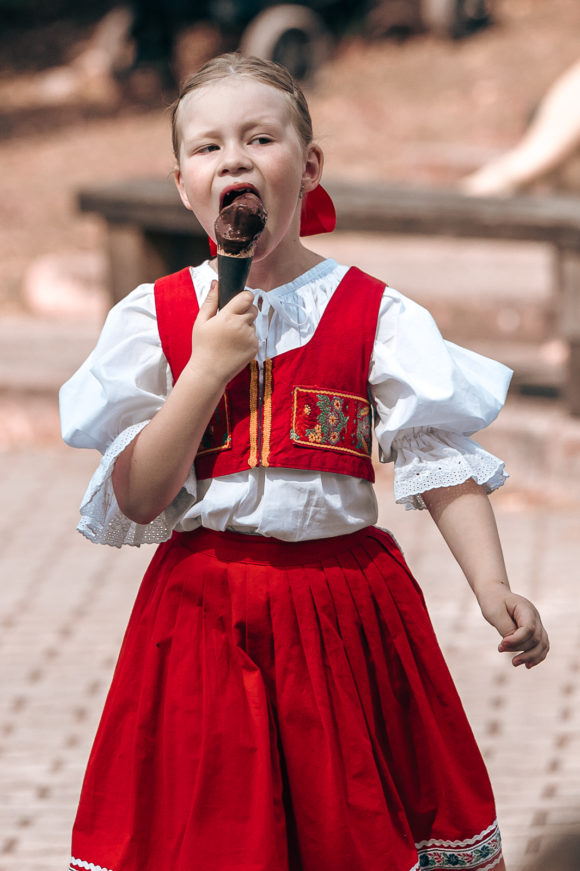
left=154, top=266, right=385, bottom=482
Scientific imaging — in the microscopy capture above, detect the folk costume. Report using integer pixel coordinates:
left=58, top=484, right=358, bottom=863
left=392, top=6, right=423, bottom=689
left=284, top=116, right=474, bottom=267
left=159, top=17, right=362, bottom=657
left=60, top=256, right=510, bottom=871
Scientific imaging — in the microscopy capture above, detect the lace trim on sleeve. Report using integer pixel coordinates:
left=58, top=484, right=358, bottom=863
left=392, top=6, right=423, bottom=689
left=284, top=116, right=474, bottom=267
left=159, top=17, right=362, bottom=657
left=390, top=427, right=508, bottom=511
left=77, top=422, right=197, bottom=547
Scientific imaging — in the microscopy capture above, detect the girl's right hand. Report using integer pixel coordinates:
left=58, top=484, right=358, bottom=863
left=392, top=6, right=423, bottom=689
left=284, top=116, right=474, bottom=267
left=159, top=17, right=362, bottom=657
left=477, top=585, right=549, bottom=668
left=187, top=280, right=259, bottom=387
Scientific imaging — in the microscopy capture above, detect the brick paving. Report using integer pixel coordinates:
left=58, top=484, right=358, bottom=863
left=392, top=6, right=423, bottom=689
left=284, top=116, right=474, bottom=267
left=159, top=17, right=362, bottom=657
left=0, top=446, right=150, bottom=871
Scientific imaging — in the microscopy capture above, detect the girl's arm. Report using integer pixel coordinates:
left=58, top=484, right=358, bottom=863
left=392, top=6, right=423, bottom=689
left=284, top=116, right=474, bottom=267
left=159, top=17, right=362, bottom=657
left=112, top=282, right=258, bottom=525
left=422, top=479, right=549, bottom=668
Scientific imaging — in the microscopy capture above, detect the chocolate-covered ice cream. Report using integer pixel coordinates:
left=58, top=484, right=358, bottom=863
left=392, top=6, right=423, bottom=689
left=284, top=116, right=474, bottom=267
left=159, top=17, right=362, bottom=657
left=214, top=192, right=267, bottom=307
left=215, top=192, right=267, bottom=256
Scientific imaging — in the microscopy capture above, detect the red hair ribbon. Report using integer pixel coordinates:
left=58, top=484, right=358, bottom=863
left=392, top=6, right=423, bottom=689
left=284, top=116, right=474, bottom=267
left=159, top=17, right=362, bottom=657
left=300, top=183, right=336, bottom=237
left=207, top=183, right=336, bottom=257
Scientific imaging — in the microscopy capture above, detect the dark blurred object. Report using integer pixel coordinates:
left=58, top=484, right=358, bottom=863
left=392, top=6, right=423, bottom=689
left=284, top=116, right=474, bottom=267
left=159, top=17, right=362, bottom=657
left=123, top=0, right=193, bottom=88
left=422, top=0, right=492, bottom=39
left=0, top=0, right=116, bottom=23
left=0, top=0, right=121, bottom=73
left=122, top=0, right=493, bottom=83
left=0, top=0, right=492, bottom=85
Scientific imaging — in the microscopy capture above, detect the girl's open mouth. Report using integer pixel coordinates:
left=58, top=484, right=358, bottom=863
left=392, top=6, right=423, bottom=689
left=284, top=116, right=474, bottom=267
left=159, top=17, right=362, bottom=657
left=220, top=185, right=262, bottom=209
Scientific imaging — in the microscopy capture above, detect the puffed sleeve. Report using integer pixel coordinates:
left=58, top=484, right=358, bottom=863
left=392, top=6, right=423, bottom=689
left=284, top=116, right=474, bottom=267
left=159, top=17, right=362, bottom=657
left=369, top=288, right=512, bottom=510
left=59, top=284, right=197, bottom=546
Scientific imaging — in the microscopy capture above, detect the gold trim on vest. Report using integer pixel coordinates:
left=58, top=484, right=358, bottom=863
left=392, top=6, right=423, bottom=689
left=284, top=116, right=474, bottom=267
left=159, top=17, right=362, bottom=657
left=261, top=358, right=273, bottom=468
left=248, top=361, right=259, bottom=468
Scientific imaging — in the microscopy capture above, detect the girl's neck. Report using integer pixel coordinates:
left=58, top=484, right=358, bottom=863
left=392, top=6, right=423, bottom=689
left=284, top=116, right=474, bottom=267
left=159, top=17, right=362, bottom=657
left=246, top=241, right=325, bottom=292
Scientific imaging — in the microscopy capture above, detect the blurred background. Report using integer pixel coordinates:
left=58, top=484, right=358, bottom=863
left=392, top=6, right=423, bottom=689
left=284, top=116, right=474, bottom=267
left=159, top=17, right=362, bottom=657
left=0, top=0, right=578, bottom=319
left=1, top=1, right=580, bottom=870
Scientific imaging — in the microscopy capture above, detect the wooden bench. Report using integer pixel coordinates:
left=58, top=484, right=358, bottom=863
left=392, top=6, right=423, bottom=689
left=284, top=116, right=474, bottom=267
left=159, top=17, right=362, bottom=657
left=78, top=178, right=580, bottom=414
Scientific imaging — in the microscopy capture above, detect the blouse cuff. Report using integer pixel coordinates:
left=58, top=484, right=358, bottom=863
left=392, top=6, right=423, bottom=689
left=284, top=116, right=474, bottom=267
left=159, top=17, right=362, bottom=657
left=391, top=428, right=508, bottom=511
left=77, top=422, right=198, bottom=548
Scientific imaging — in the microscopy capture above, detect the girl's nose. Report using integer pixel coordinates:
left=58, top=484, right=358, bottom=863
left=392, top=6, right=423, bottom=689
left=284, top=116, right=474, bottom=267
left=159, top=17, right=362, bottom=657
left=218, top=142, right=253, bottom=175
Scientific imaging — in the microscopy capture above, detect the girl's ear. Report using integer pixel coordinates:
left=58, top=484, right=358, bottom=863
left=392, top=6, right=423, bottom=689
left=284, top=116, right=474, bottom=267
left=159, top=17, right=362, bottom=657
left=301, top=143, right=324, bottom=195
left=174, top=168, right=193, bottom=212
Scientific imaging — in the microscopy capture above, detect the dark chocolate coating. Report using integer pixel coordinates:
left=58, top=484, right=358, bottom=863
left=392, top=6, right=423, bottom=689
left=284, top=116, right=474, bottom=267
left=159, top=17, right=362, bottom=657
left=214, top=192, right=267, bottom=255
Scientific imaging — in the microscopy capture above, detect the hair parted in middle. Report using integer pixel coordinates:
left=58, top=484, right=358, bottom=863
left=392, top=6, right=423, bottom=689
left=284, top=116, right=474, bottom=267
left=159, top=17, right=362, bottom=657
left=171, top=53, right=314, bottom=161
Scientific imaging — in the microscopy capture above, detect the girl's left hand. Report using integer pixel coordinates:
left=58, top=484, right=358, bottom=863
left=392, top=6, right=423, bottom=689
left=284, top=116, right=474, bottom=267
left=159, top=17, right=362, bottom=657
left=476, top=586, right=550, bottom=668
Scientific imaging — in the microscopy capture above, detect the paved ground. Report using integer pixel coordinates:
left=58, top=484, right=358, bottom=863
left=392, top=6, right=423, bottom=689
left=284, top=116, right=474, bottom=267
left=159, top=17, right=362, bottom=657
left=1, top=236, right=580, bottom=871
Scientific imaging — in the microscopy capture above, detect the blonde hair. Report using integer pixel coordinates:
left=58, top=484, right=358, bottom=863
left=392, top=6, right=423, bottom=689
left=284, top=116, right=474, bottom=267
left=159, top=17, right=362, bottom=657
left=171, top=53, right=314, bottom=161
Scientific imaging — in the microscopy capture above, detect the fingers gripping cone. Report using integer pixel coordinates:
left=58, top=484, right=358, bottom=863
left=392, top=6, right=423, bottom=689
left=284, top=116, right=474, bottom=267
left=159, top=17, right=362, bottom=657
left=214, top=193, right=267, bottom=308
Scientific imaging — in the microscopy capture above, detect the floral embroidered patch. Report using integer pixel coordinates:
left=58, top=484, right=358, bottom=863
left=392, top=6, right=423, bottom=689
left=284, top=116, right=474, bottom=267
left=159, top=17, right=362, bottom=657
left=291, top=387, right=372, bottom=458
left=197, top=393, right=231, bottom=456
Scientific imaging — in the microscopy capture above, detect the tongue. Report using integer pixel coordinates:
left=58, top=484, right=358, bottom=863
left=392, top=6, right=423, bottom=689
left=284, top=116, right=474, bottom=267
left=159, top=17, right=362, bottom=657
left=215, top=192, right=268, bottom=255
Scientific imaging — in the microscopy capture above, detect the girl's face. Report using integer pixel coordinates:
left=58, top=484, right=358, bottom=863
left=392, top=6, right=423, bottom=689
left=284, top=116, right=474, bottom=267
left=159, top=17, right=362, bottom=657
left=174, top=77, right=323, bottom=263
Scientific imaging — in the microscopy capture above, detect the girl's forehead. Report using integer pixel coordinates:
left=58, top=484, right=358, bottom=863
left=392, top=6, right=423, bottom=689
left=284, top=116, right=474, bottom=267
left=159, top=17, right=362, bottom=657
left=179, top=77, right=292, bottom=123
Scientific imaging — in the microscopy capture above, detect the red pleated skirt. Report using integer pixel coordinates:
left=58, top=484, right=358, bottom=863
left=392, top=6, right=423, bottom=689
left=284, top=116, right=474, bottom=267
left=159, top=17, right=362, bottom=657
left=69, top=526, right=502, bottom=871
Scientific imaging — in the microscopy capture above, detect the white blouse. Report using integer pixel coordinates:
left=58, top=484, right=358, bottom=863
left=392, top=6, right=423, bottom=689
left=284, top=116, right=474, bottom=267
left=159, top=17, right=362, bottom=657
left=59, top=259, right=511, bottom=547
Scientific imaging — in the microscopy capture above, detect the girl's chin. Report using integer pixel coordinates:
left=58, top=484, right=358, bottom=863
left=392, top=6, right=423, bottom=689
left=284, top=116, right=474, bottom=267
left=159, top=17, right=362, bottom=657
left=250, top=235, right=275, bottom=263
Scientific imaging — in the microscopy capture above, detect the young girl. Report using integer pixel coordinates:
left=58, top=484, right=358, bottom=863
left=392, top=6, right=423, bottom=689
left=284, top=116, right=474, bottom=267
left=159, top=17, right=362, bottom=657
left=60, top=53, right=549, bottom=871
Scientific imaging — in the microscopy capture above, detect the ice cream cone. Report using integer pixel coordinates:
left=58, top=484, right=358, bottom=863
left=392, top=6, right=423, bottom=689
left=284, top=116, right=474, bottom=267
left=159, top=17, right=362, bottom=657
left=217, top=249, right=254, bottom=308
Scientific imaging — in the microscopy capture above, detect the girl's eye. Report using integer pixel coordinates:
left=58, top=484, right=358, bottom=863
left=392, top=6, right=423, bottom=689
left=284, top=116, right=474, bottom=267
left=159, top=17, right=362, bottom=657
left=250, top=136, right=273, bottom=145
left=196, top=144, right=219, bottom=154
